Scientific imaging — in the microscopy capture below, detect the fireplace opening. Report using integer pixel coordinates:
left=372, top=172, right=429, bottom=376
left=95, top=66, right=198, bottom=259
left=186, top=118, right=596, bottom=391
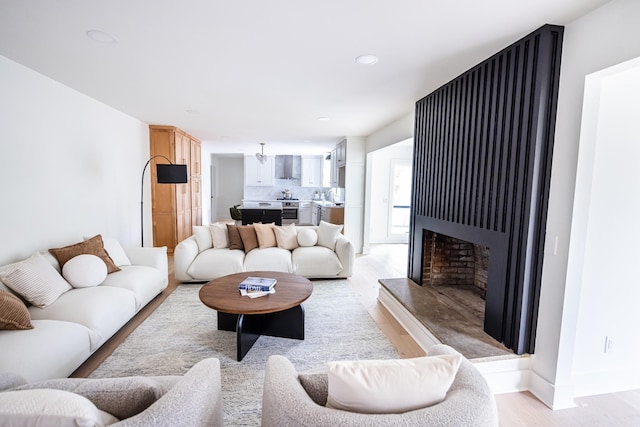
left=422, top=230, right=489, bottom=323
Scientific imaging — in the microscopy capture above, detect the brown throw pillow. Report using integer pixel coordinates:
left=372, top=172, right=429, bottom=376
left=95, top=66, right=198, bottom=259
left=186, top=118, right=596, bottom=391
left=0, top=290, right=33, bottom=330
left=49, top=235, right=120, bottom=274
left=226, top=224, right=244, bottom=251
left=237, top=225, right=259, bottom=253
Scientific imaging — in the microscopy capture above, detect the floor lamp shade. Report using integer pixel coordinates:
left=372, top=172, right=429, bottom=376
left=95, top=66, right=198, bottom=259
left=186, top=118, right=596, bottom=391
left=141, top=157, right=189, bottom=246
left=156, top=164, right=188, bottom=184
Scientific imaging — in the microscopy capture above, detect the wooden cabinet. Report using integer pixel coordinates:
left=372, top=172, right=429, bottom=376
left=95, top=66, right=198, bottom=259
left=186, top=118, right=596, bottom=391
left=149, top=125, right=201, bottom=253
left=336, top=139, right=346, bottom=167
left=321, top=206, right=345, bottom=225
left=244, top=155, right=275, bottom=186
left=301, top=155, right=323, bottom=187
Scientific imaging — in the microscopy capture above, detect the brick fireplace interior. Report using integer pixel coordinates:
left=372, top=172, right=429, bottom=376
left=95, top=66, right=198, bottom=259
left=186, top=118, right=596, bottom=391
left=422, top=230, right=489, bottom=308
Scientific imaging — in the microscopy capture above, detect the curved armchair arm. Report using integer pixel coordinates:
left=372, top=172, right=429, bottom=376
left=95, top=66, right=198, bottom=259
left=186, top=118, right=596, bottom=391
left=334, top=235, right=355, bottom=277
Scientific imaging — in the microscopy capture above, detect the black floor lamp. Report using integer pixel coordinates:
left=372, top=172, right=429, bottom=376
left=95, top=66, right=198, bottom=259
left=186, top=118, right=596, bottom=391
left=141, top=155, right=188, bottom=246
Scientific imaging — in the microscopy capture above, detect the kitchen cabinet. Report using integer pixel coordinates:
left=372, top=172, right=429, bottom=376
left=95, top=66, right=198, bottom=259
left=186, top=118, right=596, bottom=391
left=329, top=149, right=339, bottom=188
left=242, top=208, right=282, bottom=225
left=301, top=155, right=323, bottom=187
left=336, top=139, right=346, bottom=167
left=244, top=155, right=275, bottom=186
left=149, top=125, right=201, bottom=254
left=311, top=203, right=320, bottom=226
left=299, top=201, right=312, bottom=225
left=322, top=206, right=345, bottom=225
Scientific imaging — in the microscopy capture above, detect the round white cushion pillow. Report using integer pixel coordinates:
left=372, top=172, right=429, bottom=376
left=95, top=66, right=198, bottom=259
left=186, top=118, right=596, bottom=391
left=62, top=254, right=108, bottom=288
left=297, top=229, right=318, bottom=247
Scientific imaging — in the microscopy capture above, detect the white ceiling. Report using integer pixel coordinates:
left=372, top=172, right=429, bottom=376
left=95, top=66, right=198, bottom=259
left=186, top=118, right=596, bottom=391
left=0, top=0, right=610, bottom=155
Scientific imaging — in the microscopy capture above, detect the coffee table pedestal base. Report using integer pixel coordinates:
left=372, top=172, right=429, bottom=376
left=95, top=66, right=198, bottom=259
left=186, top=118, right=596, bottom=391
left=217, top=304, right=305, bottom=361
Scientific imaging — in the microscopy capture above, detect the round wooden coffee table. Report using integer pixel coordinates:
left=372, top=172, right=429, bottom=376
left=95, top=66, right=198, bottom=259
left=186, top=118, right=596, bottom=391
left=199, top=271, right=313, bottom=361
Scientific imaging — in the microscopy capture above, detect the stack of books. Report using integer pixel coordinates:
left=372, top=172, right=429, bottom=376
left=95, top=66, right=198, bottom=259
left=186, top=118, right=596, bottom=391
left=239, top=277, right=277, bottom=298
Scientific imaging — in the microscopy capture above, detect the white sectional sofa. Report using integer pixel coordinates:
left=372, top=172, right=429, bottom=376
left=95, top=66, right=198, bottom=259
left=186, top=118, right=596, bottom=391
left=174, top=222, right=354, bottom=283
left=0, top=235, right=168, bottom=383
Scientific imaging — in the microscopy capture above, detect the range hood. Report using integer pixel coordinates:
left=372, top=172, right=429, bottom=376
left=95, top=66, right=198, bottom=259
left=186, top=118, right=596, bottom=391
left=275, top=155, right=301, bottom=179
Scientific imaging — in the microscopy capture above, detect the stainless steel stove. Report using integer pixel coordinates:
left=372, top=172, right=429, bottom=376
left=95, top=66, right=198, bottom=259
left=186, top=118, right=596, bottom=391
left=277, top=198, right=299, bottom=224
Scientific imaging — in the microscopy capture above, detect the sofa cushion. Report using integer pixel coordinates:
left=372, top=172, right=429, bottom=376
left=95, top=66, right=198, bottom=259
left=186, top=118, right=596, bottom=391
left=187, top=249, right=245, bottom=280
left=28, top=287, right=137, bottom=350
left=254, top=223, right=277, bottom=248
left=274, top=224, right=299, bottom=250
left=297, top=229, right=318, bottom=247
left=317, top=221, right=343, bottom=251
left=49, top=235, right=120, bottom=274
left=62, top=254, right=108, bottom=288
left=292, top=246, right=343, bottom=277
left=0, top=319, right=93, bottom=383
left=0, top=389, right=119, bottom=426
left=325, top=354, right=462, bottom=414
left=0, top=290, right=33, bottom=330
left=243, top=248, right=293, bottom=273
left=226, top=224, right=244, bottom=250
left=100, top=265, right=165, bottom=310
left=0, top=252, right=72, bottom=308
left=101, top=237, right=131, bottom=267
left=237, top=225, right=259, bottom=252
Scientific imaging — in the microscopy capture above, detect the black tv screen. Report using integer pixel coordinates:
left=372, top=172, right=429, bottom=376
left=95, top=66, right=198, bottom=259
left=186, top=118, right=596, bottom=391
left=156, top=164, right=188, bottom=184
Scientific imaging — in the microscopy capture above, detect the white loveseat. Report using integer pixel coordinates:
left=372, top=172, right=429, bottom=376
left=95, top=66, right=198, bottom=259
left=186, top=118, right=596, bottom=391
left=174, top=222, right=354, bottom=283
left=0, top=236, right=168, bottom=383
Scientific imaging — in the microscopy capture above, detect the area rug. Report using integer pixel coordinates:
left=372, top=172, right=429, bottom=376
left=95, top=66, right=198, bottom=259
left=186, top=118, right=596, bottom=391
left=90, top=280, right=399, bottom=426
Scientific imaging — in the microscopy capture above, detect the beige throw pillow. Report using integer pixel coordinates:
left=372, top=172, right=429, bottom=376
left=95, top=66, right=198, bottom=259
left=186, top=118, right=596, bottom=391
left=0, top=252, right=72, bottom=308
left=317, top=221, right=343, bottom=250
left=254, top=223, right=277, bottom=248
left=326, top=354, right=462, bottom=414
left=210, top=223, right=230, bottom=248
left=192, top=225, right=213, bottom=252
left=0, top=290, right=33, bottom=330
left=274, top=224, right=299, bottom=250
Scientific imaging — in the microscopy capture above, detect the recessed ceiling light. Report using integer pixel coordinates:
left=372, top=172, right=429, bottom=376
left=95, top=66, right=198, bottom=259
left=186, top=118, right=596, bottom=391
left=86, top=30, right=118, bottom=44
left=355, top=54, right=379, bottom=65
left=185, top=109, right=200, bottom=114
left=317, top=116, right=330, bottom=121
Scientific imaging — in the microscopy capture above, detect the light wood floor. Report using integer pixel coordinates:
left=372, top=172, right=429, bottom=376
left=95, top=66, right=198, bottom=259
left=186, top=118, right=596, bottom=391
left=73, top=244, right=640, bottom=426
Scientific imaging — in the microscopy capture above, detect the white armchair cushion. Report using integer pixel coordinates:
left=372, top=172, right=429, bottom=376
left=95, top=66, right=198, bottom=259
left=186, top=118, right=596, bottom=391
left=62, top=254, right=108, bottom=288
left=0, top=253, right=71, bottom=308
left=0, top=389, right=118, bottom=426
left=326, top=354, right=462, bottom=414
left=316, top=221, right=343, bottom=250
left=292, top=247, right=342, bottom=277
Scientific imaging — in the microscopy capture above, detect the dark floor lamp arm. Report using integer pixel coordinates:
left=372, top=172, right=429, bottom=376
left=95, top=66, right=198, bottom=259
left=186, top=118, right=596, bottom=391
left=141, top=155, right=174, bottom=246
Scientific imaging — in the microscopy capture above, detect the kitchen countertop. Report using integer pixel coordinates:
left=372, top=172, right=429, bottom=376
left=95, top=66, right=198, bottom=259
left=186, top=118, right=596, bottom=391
left=240, top=201, right=283, bottom=209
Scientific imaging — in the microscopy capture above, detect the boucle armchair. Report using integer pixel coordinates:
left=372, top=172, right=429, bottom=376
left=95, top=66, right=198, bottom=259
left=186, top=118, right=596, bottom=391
left=262, top=345, right=498, bottom=427
left=0, top=358, right=222, bottom=427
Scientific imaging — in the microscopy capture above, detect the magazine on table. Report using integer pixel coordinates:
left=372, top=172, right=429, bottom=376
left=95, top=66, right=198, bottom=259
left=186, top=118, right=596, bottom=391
left=239, top=288, right=276, bottom=298
left=238, top=276, right=277, bottom=291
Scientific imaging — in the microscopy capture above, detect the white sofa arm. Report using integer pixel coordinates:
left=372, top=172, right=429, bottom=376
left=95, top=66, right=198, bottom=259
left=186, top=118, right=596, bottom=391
left=124, top=246, right=168, bottom=285
left=174, top=237, right=199, bottom=282
left=335, top=235, right=355, bottom=277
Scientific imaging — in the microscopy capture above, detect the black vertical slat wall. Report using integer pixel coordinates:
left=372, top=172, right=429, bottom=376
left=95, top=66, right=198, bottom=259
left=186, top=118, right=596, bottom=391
left=408, top=25, right=563, bottom=354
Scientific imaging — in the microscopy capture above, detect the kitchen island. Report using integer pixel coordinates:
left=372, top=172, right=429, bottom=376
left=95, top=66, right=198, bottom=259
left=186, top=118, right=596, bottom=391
left=241, top=201, right=283, bottom=225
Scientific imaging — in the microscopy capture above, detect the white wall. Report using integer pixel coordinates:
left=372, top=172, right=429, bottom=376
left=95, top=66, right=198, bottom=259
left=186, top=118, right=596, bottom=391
left=531, top=0, right=640, bottom=408
left=0, top=55, right=149, bottom=265
left=211, top=155, right=244, bottom=222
